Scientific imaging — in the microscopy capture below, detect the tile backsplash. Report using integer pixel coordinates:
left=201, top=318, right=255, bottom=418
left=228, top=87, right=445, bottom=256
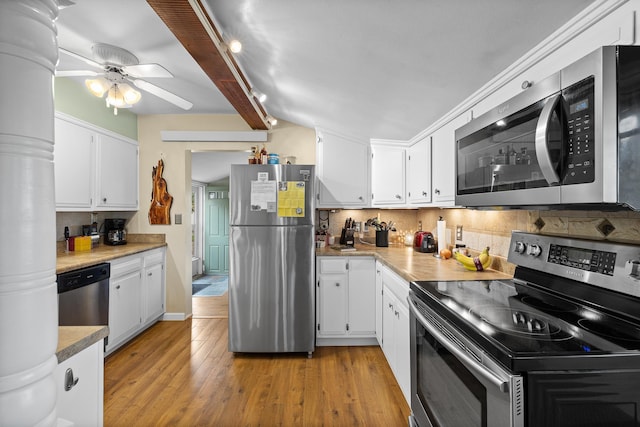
left=56, top=212, right=136, bottom=241
left=317, top=208, right=640, bottom=260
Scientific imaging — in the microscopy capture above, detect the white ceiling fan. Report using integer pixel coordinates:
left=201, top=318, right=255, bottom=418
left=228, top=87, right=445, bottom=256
left=57, top=43, right=193, bottom=114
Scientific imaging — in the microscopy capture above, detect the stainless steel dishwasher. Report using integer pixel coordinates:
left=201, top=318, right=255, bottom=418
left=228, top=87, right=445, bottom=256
left=57, top=263, right=110, bottom=346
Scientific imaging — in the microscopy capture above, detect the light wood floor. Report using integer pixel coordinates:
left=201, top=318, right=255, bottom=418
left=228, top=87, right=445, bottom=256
left=104, top=294, right=410, bottom=426
left=192, top=292, right=229, bottom=319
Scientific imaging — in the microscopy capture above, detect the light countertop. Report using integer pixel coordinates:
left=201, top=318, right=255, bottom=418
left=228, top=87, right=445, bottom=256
left=316, top=243, right=514, bottom=283
left=57, top=326, right=109, bottom=363
left=56, top=234, right=166, bottom=274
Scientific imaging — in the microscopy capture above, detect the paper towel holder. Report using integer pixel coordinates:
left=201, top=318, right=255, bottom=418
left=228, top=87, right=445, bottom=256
left=434, top=216, right=446, bottom=258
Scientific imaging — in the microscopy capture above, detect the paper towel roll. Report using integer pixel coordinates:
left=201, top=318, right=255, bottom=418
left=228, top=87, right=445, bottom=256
left=437, top=218, right=446, bottom=254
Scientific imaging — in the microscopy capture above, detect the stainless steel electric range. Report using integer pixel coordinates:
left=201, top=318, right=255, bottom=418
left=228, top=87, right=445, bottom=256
left=408, top=231, right=640, bottom=427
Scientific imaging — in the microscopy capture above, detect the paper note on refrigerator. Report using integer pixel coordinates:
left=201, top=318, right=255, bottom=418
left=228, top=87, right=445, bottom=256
left=250, top=180, right=277, bottom=212
left=277, top=181, right=306, bottom=217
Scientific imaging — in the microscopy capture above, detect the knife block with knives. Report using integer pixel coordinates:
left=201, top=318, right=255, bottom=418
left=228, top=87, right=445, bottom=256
left=339, top=217, right=356, bottom=246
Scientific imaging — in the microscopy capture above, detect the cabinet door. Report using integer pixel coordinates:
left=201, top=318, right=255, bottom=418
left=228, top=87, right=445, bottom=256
left=56, top=340, right=103, bottom=427
left=54, top=117, right=94, bottom=210
left=316, top=129, right=369, bottom=208
left=381, top=288, right=397, bottom=368
left=108, top=268, right=141, bottom=350
left=96, top=134, right=138, bottom=210
left=347, top=258, right=376, bottom=336
left=395, top=300, right=411, bottom=404
left=407, top=137, right=431, bottom=204
left=375, top=261, right=383, bottom=346
left=317, top=274, right=348, bottom=336
left=431, top=113, right=469, bottom=205
left=371, top=144, right=405, bottom=205
left=144, top=262, right=164, bottom=323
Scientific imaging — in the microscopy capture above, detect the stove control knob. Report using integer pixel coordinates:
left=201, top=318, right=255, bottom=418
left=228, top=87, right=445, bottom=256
left=514, top=241, right=527, bottom=254
left=527, top=244, right=542, bottom=257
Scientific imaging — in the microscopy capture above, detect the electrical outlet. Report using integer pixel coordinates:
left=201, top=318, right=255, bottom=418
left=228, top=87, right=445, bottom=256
left=456, top=225, right=463, bottom=241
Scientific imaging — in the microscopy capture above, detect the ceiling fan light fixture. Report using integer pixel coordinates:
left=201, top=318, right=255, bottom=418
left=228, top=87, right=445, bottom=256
left=85, top=77, right=110, bottom=97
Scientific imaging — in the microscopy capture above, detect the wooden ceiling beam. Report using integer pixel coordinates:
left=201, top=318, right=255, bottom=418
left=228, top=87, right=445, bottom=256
left=147, top=0, right=270, bottom=130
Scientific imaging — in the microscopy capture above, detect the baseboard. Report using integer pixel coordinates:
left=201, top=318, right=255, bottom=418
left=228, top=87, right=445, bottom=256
left=316, top=337, right=379, bottom=346
left=162, top=312, right=189, bottom=321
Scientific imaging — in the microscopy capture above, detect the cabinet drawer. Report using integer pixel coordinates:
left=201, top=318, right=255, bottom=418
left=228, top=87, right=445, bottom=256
left=110, top=255, right=142, bottom=277
left=144, top=248, right=165, bottom=266
left=319, top=257, right=348, bottom=274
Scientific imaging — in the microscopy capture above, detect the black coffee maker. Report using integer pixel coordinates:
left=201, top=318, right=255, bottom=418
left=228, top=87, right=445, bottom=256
left=104, top=218, right=127, bottom=245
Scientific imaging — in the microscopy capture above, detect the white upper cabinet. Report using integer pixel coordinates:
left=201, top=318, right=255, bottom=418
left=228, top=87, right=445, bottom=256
left=406, top=136, right=431, bottom=205
left=371, top=143, right=405, bottom=206
left=431, top=112, right=470, bottom=206
left=316, top=128, right=369, bottom=208
left=54, top=113, right=138, bottom=211
left=95, top=133, right=138, bottom=210
left=54, top=116, right=94, bottom=210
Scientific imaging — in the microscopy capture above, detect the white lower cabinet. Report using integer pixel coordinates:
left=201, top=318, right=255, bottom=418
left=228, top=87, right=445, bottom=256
left=316, top=256, right=376, bottom=345
left=142, top=248, right=166, bottom=327
left=375, top=261, right=383, bottom=346
left=106, top=247, right=166, bottom=355
left=107, top=255, right=143, bottom=354
left=56, top=340, right=104, bottom=426
left=381, top=265, right=411, bottom=405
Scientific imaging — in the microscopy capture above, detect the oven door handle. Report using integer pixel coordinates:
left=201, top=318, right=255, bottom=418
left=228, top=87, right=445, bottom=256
left=535, top=92, right=562, bottom=186
left=408, top=296, right=509, bottom=393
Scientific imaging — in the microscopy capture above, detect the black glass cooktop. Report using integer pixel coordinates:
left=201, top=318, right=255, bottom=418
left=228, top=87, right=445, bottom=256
left=410, top=278, right=640, bottom=372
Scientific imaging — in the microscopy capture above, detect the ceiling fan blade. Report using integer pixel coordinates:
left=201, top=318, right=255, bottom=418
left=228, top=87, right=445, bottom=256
left=59, top=47, right=104, bottom=69
left=132, top=79, right=193, bottom=110
left=123, top=64, right=173, bottom=79
left=55, top=70, right=100, bottom=77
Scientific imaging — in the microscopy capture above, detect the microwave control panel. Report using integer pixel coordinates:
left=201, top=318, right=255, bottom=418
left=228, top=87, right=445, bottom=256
left=563, top=76, right=595, bottom=185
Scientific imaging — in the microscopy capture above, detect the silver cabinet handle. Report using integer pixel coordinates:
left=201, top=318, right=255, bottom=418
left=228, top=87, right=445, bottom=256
left=335, top=282, right=340, bottom=287
left=148, top=272, right=153, bottom=276
left=422, top=191, right=428, bottom=196
left=358, top=196, right=364, bottom=201
left=395, top=194, right=401, bottom=199
left=434, top=188, right=440, bottom=195
left=64, top=368, right=79, bottom=391
left=116, top=285, right=120, bottom=289
left=102, top=197, right=107, bottom=203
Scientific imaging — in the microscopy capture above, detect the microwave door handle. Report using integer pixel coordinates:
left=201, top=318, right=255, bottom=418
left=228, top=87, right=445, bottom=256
left=535, top=93, right=562, bottom=185
left=407, top=296, right=509, bottom=393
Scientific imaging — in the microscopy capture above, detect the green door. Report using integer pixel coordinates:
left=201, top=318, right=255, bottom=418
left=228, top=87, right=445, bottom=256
left=204, top=191, right=229, bottom=274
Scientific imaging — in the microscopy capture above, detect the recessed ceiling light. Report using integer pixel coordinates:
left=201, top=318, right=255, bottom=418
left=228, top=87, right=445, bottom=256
left=228, top=39, right=242, bottom=53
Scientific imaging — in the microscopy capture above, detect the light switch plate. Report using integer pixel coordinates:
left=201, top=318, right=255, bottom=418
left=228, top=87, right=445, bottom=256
left=456, top=225, right=463, bottom=241
left=175, top=214, right=182, bottom=225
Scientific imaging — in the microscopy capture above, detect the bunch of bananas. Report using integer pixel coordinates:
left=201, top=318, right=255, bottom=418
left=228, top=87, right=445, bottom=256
left=453, top=247, right=492, bottom=271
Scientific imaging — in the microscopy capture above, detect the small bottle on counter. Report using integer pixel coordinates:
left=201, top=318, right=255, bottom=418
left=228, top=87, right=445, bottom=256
left=260, top=144, right=268, bottom=165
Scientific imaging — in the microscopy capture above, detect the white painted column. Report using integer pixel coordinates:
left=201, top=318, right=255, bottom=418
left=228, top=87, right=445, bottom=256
left=0, top=1, right=60, bottom=425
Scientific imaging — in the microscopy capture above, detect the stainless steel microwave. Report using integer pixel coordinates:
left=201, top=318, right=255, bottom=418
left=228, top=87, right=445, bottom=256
left=455, top=45, right=640, bottom=211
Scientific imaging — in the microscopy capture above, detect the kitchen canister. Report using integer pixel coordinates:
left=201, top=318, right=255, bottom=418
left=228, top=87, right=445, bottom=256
left=267, top=153, right=279, bottom=164
left=375, top=230, right=389, bottom=247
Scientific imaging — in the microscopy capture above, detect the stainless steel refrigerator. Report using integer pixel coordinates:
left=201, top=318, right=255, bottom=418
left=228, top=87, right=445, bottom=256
left=228, top=164, right=315, bottom=355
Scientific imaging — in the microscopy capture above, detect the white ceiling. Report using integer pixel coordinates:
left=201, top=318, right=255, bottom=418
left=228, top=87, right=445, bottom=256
left=55, top=0, right=595, bottom=183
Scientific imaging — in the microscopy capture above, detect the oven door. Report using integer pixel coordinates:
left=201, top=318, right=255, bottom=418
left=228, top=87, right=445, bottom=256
left=408, top=292, right=524, bottom=427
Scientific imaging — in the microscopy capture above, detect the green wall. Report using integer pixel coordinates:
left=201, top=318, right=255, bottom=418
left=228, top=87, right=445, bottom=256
left=54, top=77, right=137, bottom=140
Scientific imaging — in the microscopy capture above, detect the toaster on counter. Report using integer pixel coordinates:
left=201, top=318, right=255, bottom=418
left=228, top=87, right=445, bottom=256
left=414, top=231, right=436, bottom=253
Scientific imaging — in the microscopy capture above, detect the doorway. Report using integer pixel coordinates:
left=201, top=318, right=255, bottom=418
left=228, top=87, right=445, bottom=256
left=191, top=150, right=247, bottom=318
left=204, top=187, right=229, bottom=274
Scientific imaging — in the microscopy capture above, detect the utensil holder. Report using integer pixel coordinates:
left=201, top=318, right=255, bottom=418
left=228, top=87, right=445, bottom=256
left=376, top=230, right=389, bottom=247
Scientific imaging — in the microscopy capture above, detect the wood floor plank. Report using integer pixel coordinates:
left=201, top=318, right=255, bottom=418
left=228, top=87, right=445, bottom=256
left=104, top=296, right=410, bottom=426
